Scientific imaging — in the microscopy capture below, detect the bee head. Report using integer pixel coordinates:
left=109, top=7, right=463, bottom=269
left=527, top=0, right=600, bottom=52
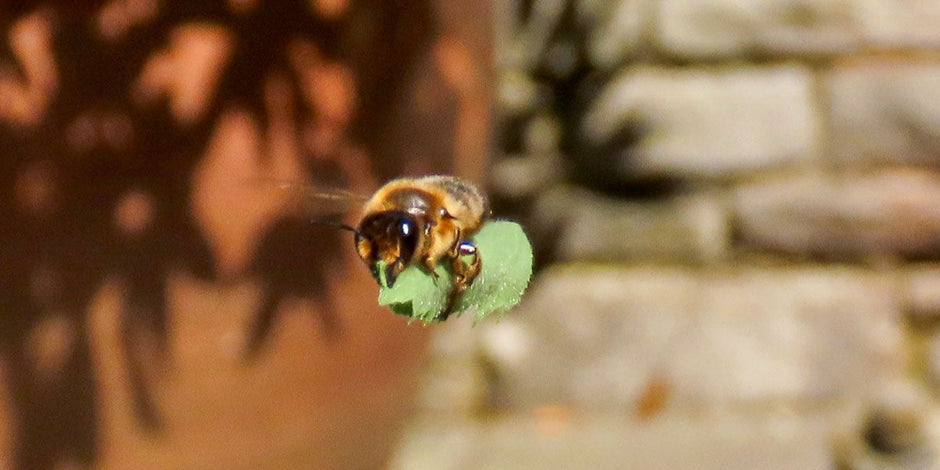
left=354, top=210, right=421, bottom=286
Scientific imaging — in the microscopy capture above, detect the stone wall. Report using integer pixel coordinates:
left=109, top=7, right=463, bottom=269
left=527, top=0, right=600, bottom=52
left=392, top=1, right=940, bottom=469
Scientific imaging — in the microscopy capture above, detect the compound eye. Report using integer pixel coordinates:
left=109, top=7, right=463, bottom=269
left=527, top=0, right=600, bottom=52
left=398, top=219, right=413, bottom=238
left=397, top=217, right=419, bottom=263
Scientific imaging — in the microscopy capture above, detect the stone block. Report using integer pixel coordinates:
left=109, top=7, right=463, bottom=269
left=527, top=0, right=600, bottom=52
left=579, top=0, right=648, bottom=69
left=827, top=60, right=940, bottom=167
left=657, top=0, right=858, bottom=59
left=414, top=357, right=488, bottom=415
left=490, top=152, right=565, bottom=200
left=906, top=266, right=940, bottom=321
left=857, top=0, right=940, bottom=48
left=734, top=170, right=940, bottom=257
left=580, top=65, right=820, bottom=180
left=480, top=266, right=904, bottom=412
left=497, top=68, right=553, bottom=118
left=929, top=332, right=940, bottom=393
left=390, top=414, right=833, bottom=470
left=495, top=0, right=567, bottom=71
left=414, top=316, right=490, bottom=414
left=832, top=381, right=940, bottom=470
left=537, top=187, right=729, bottom=263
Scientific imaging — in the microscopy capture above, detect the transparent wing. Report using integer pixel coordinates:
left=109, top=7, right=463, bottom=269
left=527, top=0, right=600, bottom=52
left=246, top=178, right=370, bottom=217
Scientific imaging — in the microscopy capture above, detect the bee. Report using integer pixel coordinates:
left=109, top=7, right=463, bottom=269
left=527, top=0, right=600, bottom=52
left=269, top=174, right=490, bottom=318
left=353, top=175, right=489, bottom=317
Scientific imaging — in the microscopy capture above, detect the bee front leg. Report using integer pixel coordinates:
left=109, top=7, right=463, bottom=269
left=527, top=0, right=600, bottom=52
left=423, top=256, right=440, bottom=282
left=385, top=259, right=407, bottom=287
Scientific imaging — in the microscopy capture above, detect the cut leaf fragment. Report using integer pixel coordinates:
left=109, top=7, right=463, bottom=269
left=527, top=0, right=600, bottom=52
left=376, top=220, right=533, bottom=323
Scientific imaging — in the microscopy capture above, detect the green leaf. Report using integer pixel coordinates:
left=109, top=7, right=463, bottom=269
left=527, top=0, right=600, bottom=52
left=376, top=220, right=533, bottom=324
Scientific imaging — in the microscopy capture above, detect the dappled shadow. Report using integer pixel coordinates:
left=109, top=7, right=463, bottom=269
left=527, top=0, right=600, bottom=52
left=0, top=0, right=479, bottom=467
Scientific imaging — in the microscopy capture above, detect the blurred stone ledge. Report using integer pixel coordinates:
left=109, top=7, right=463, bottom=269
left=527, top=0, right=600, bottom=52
left=658, top=0, right=859, bottom=60
left=529, top=185, right=728, bottom=264
left=734, top=169, right=940, bottom=258
left=658, top=0, right=940, bottom=59
left=907, top=265, right=940, bottom=322
left=389, top=413, right=834, bottom=470
left=907, top=266, right=940, bottom=396
left=856, top=0, right=940, bottom=50
left=413, top=263, right=940, bottom=416
left=498, top=0, right=940, bottom=69
left=517, top=167, right=940, bottom=266
left=580, top=64, right=820, bottom=181
left=476, top=265, right=905, bottom=413
left=827, top=59, right=940, bottom=168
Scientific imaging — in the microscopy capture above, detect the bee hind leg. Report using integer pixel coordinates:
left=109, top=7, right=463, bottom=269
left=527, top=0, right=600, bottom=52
left=440, top=241, right=481, bottom=320
left=454, top=241, right=481, bottom=289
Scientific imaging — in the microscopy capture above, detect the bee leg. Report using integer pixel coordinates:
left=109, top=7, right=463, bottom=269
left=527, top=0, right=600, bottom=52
left=423, top=256, right=440, bottom=283
left=454, top=242, right=481, bottom=290
left=385, top=259, right=406, bottom=287
left=421, top=219, right=437, bottom=274
left=440, top=241, right=480, bottom=320
left=447, top=228, right=463, bottom=258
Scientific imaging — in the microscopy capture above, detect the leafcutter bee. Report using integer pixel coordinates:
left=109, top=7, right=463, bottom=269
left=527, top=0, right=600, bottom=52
left=273, top=175, right=490, bottom=318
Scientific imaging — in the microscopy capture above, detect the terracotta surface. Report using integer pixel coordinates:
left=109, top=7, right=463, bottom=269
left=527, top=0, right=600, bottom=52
left=0, top=1, right=489, bottom=468
left=87, top=267, right=430, bottom=469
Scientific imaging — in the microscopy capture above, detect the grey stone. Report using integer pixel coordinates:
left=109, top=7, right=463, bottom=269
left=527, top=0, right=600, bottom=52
left=522, top=112, right=563, bottom=155
left=542, top=187, right=729, bottom=263
left=929, top=333, right=940, bottom=393
left=857, top=0, right=940, bottom=48
left=906, top=266, right=940, bottom=321
left=496, top=0, right=567, bottom=71
left=831, top=381, right=940, bottom=470
left=734, top=170, right=940, bottom=257
left=657, top=0, right=859, bottom=59
left=542, top=38, right=580, bottom=81
left=429, top=314, right=481, bottom=358
left=489, top=152, right=565, bottom=200
left=413, top=358, right=488, bottom=415
left=827, top=60, right=940, bottom=167
left=493, top=0, right=524, bottom=48
left=415, top=316, right=489, bottom=414
left=496, top=68, right=552, bottom=118
left=581, top=65, right=820, bottom=180
left=480, top=266, right=904, bottom=412
left=581, top=0, right=648, bottom=69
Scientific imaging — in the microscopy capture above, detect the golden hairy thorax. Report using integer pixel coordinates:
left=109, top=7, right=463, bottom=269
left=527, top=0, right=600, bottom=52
left=363, top=176, right=488, bottom=228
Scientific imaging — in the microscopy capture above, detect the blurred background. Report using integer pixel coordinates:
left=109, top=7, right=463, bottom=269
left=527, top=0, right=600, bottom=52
left=2, top=1, right=940, bottom=469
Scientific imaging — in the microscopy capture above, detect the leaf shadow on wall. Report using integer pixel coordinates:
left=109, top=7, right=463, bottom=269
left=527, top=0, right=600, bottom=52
left=0, top=0, right=439, bottom=468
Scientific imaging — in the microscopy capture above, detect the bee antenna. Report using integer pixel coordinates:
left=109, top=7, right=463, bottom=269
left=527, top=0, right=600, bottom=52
left=309, top=220, right=358, bottom=233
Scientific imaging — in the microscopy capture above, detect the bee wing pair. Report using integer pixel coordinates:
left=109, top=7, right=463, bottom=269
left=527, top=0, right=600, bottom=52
left=247, top=177, right=369, bottom=220
left=250, top=175, right=489, bottom=320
